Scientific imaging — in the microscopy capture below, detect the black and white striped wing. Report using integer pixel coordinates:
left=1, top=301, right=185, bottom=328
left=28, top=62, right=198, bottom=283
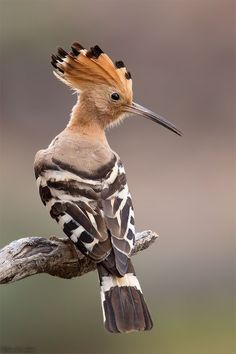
left=35, top=157, right=112, bottom=263
left=101, top=160, right=136, bottom=276
left=35, top=152, right=135, bottom=276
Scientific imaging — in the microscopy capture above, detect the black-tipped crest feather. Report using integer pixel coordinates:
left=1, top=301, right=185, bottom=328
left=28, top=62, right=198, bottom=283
left=86, top=45, right=104, bottom=59
left=72, top=42, right=84, bottom=51
left=51, top=41, right=133, bottom=103
left=57, top=47, right=68, bottom=58
left=125, top=71, right=132, bottom=79
left=71, top=46, right=80, bottom=56
left=115, top=60, right=125, bottom=69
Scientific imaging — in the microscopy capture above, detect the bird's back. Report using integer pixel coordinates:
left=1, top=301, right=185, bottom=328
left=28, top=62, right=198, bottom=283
left=34, top=128, right=115, bottom=181
left=34, top=128, right=135, bottom=271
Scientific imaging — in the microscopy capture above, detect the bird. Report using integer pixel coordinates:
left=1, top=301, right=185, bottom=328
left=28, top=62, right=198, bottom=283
left=34, top=41, right=182, bottom=333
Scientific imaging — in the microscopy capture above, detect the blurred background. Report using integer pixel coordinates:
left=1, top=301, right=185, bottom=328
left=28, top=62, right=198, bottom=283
left=0, top=0, right=235, bottom=353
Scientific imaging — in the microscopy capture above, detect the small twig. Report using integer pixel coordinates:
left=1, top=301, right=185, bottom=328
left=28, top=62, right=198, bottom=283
left=0, top=230, right=158, bottom=284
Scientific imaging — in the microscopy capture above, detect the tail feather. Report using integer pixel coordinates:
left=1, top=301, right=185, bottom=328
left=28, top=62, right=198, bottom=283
left=97, top=262, right=153, bottom=333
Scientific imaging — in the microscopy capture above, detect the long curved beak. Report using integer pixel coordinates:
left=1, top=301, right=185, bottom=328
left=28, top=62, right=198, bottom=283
left=125, top=102, right=182, bottom=136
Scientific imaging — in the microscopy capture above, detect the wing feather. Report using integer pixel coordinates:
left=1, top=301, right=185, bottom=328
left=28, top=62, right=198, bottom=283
left=35, top=150, right=135, bottom=276
left=101, top=162, right=136, bottom=275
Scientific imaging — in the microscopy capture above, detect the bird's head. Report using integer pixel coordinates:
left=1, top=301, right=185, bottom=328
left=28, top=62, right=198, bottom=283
left=51, top=43, right=182, bottom=136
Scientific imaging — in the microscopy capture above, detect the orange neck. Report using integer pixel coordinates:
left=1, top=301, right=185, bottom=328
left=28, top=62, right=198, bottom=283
left=67, top=98, right=108, bottom=144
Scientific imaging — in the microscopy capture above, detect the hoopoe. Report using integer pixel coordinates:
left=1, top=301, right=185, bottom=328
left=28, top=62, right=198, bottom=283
left=34, top=42, right=182, bottom=333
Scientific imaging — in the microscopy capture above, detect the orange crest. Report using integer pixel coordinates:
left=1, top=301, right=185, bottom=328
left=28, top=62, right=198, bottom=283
left=51, top=42, right=133, bottom=102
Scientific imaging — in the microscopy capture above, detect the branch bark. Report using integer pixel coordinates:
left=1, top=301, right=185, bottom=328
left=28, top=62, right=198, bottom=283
left=0, top=230, right=158, bottom=284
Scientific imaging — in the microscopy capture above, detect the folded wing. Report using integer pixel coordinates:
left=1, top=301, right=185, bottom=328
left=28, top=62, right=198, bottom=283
left=35, top=149, right=135, bottom=275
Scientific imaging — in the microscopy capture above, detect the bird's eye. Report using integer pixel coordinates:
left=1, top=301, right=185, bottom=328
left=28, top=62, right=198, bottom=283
left=111, top=92, right=120, bottom=101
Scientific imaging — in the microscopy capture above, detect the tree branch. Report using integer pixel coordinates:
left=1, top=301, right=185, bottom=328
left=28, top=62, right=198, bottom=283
left=0, top=230, right=158, bottom=284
